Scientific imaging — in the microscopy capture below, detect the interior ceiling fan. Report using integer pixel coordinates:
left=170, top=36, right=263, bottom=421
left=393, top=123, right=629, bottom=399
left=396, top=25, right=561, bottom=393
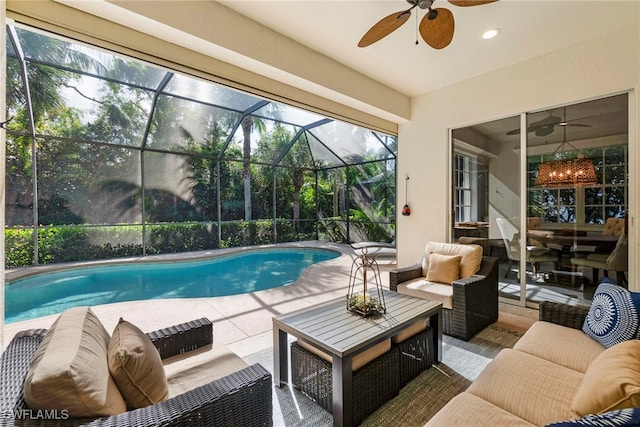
left=506, top=109, right=593, bottom=137
left=358, top=0, right=498, bottom=49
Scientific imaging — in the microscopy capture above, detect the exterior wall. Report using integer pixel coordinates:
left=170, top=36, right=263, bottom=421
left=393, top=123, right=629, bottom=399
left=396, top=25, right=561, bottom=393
left=397, top=24, right=640, bottom=290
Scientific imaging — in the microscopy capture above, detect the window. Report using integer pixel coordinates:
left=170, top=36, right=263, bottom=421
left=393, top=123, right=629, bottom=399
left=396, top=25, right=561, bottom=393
left=583, top=145, right=627, bottom=224
left=453, top=152, right=488, bottom=222
left=454, top=154, right=472, bottom=222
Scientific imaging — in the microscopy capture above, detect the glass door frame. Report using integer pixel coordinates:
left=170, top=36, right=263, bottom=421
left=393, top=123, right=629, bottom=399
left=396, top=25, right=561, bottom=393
left=448, top=90, right=635, bottom=308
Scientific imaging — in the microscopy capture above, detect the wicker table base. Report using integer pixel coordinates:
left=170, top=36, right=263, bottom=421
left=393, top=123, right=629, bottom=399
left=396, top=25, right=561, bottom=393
left=291, top=341, right=399, bottom=426
left=273, top=291, right=442, bottom=427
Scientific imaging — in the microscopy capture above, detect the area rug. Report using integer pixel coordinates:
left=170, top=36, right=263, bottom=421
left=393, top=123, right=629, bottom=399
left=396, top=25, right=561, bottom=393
left=243, top=323, right=523, bottom=427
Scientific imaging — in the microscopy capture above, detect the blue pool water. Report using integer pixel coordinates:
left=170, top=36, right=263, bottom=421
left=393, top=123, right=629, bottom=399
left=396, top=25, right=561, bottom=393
left=5, top=248, right=339, bottom=323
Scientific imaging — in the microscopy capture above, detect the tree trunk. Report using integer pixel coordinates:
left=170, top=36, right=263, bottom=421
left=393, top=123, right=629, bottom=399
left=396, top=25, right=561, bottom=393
left=293, top=169, right=303, bottom=232
left=241, top=116, right=252, bottom=221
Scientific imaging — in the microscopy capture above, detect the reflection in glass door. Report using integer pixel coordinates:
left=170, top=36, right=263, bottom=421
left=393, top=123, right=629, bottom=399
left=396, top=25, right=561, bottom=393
left=451, top=116, right=523, bottom=303
left=451, top=93, right=629, bottom=307
left=526, top=94, right=629, bottom=305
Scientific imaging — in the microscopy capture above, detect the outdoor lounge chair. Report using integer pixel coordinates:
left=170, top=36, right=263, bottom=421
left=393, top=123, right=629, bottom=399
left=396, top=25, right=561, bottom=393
left=351, top=240, right=397, bottom=259
left=0, top=318, right=273, bottom=427
left=389, top=242, right=499, bottom=341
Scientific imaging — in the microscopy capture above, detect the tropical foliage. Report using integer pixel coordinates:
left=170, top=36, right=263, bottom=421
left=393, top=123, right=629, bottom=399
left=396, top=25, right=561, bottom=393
left=5, top=25, right=396, bottom=268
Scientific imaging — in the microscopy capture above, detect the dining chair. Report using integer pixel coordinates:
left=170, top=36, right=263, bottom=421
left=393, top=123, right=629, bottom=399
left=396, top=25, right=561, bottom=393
left=570, top=232, right=628, bottom=288
left=496, top=218, right=559, bottom=279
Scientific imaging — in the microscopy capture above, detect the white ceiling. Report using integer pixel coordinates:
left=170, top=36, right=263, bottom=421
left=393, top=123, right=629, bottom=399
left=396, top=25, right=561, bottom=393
left=219, top=0, right=639, bottom=98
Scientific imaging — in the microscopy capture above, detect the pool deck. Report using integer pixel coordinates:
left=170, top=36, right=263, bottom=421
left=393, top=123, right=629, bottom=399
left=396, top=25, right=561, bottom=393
left=2, top=241, right=399, bottom=357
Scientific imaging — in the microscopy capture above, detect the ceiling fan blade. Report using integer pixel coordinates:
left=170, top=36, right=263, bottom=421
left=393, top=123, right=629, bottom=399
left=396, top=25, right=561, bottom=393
left=449, top=0, right=498, bottom=7
left=507, top=124, right=546, bottom=136
left=530, top=115, right=562, bottom=128
left=563, top=123, right=593, bottom=128
left=358, top=10, right=411, bottom=47
left=419, top=8, right=454, bottom=50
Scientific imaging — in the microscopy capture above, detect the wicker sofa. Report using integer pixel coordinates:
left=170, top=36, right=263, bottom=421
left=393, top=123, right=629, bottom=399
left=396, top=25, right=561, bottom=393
left=0, top=317, right=272, bottom=427
left=425, top=300, right=639, bottom=426
left=389, top=242, right=499, bottom=340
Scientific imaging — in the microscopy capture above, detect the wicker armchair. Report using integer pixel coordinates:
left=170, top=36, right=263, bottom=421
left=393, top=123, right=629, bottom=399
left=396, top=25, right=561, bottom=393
left=390, top=255, right=499, bottom=340
left=0, top=318, right=273, bottom=427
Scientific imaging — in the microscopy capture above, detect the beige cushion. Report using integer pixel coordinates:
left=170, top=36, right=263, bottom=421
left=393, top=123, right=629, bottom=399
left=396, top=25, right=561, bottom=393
left=468, top=349, right=583, bottom=426
left=422, top=242, right=483, bottom=279
left=513, top=321, right=605, bottom=373
left=298, top=338, right=391, bottom=371
left=392, top=319, right=427, bottom=344
left=164, top=343, right=248, bottom=398
left=425, top=392, right=537, bottom=427
left=108, top=318, right=169, bottom=409
left=23, top=307, right=127, bottom=418
left=398, top=279, right=454, bottom=309
left=426, top=253, right=462, bottom=284
left=571, top=340, right=640, bottom=418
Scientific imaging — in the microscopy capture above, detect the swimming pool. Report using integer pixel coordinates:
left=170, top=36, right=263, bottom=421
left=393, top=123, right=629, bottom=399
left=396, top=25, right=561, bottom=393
left=5, top=248, right=340, bottom=323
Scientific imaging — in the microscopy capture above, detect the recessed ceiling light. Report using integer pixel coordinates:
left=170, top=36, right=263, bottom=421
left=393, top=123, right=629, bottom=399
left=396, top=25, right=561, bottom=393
left=482, top=28, right=500, bottom=40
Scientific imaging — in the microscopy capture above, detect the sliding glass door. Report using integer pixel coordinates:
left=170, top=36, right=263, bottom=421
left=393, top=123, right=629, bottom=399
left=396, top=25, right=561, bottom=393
left=451, top=93, right=629, bottom=307
left=525, top=94, right=629, bottom=305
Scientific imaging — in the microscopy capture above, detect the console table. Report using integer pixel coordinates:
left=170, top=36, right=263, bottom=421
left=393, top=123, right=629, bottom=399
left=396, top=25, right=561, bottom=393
left=273, top=290, right=442, bottom=426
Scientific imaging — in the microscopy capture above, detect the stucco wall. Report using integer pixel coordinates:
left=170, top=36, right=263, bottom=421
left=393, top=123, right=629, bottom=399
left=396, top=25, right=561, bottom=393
left=397, top=24, right=640, bottom=290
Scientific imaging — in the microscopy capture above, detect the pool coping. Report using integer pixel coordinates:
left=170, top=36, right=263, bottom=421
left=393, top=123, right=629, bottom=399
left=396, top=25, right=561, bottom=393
left=5, top=241, right=345, bottom=282
left=3, top=241, right=397, bottom=354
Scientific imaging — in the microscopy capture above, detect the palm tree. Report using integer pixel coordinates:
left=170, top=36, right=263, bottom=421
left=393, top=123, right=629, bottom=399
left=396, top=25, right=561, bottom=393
left=241, top=116, right=253, bottom=221
left=240, top=114, right=268, bottom=221
left=254, top=124, right=315, bottom=232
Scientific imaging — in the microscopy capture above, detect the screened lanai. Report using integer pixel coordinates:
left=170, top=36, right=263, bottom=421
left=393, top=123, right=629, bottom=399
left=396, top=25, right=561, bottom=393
left=5, top=25, right=397, bottom=268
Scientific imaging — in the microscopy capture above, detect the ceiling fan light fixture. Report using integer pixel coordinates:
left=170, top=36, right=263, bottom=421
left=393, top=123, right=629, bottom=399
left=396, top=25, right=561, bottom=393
left=535, top=107, right=597, bottom=188
left=359, top=0, right=495, bottom=48
left=482, top=28, right=500, bottom=39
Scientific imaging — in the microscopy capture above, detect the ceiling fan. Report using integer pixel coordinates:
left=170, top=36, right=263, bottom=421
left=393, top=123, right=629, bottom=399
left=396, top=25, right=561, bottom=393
left=506, top=109, right=592, bottom=137
left=358, top=0, right=498, bottom=50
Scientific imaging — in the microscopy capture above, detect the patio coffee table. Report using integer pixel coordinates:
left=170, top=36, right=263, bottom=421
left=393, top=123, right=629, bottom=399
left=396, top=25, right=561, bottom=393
left=273, top=290, right=442, bottom=427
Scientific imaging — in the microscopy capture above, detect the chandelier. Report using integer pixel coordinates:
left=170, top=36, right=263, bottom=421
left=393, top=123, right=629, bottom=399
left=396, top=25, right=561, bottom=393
left=534, top=109, right=597, bottom=188
left=535, top=158, right=597, bottom=187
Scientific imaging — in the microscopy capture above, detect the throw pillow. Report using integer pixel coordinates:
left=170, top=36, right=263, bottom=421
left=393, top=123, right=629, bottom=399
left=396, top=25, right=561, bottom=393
left=582, top=278, right=640, bottom=348
left=108, top=318, right=169, bottom=409
left=422, top=242, right=482, bottom=278
left=571, top=340, right=640, bottom=418
left=426, top=253, right=462, bottom=284
left=23, top=306, right=127, bottom=418
left=546, top=407, right=640, bottom=427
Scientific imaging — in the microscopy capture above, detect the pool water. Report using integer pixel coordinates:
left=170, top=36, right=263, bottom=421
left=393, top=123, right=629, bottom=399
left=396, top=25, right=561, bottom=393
left=5, top=248, right=339, bottom=323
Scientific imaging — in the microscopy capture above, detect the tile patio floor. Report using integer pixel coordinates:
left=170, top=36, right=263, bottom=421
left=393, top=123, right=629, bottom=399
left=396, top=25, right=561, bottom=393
left=3, top=241, right=542, bottom=356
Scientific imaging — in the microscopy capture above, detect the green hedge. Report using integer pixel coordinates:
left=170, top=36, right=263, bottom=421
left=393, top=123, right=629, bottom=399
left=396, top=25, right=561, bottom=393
left=4, top=220, right=319, bottom=268
left=5, top=218, right=392, bottom=268
left=5, top=227, right=34, bottom=268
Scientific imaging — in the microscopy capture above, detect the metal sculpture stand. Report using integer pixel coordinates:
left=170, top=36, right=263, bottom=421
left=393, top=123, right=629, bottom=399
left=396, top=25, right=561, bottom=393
left=346, top=247, right=386, bottom=317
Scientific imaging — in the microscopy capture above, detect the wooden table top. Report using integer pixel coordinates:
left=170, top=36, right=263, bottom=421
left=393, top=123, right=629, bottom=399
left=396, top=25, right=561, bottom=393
left=273, top=290, right=442, bottom=358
